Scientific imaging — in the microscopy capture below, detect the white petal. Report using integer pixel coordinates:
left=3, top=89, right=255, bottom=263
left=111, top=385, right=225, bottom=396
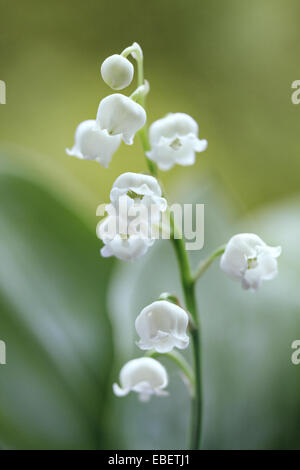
left=112, top=383, right=130, bottom=397
left=113, top=357, right=168, bottom=400
left=221, top=233, right=281, bottom=289
left=101, top=54, right=134, bottom=90
left=97, top=94, right=146, bottom=145
left=149, top=113, right=199, bottom=146
left=147, top=131, right=207, bottom=171
left=110, top=172, right=167, bottom=213
left=66, top=120, right=121, bottom=167
left=220, top=233, right=265, bottom=281
left=135, top=300, right=189, bottom=353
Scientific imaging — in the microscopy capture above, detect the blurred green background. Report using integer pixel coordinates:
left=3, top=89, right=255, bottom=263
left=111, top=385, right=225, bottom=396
left=0, top=0, right=299, bottom=449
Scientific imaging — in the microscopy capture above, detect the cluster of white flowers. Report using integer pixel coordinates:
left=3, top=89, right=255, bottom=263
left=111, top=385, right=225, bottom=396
left=66, top=42, right=282, bottom=405
left=113, top=299, right=190, bottom=401
left=96, top=172, right=167, bottom=261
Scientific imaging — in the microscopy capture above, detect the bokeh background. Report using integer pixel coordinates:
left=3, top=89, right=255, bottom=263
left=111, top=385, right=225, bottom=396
left=0, top=0, right=299, bottom=449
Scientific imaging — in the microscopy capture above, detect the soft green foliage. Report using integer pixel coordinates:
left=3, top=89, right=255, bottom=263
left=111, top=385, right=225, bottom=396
left=0, top=165, right=115, bottom=449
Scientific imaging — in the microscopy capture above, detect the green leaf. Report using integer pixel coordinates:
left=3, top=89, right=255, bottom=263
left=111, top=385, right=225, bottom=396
left=0, top=173, right=114, bottom=449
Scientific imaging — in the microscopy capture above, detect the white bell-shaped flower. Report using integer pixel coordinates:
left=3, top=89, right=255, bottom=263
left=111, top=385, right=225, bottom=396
left=110, top=172, right=167, bottom=211
left=98, top=219, right=154, bottom=261
left=113, top=357, right=168, bottom=402
left=66, top=120, right=121, bottom=167
left=101, top=54, right=134, bottom=90
left=97, top=195, right=155, bottom=261
left=97, top=94, right=146, bottom=145
left=135, top=300, right=190, bottom=353
left=220, top=233, right=282, bottom=290
left=97, top=173, right=166, bottom=261
left=147, top=113, right=207, bottom=170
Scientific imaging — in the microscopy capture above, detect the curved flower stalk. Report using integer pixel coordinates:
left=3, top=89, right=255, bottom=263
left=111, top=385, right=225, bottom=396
left=66, top=120, right=121, bottom=167
left=220, top=233, right=282, bottom=290
left=135, top=300, right=189, bottom=353
left=147, top=113, right=208, bottom=170
left=65, top=41, right=282, bottom=450
left=113, top=357, right=168, bottom=402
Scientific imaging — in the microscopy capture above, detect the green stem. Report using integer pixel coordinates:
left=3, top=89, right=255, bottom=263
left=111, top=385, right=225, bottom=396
left=172, top=245, right=202, bottom=450
left=125, top=43, right=158, bottom=176
left=193, top=245, right=226, bottom=282
left=135, top=48, right=202, bottom=449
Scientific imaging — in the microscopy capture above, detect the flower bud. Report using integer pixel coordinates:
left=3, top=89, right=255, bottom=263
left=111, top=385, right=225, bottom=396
left=101, top=54, right=134, bottom=90
left=97, top=94, right=146, bottom=145
left=66, top=119, right=121, bottom=167
left=220, top=233, right=282, bottom=290
left=113, top=357, right=168, bottom=402
left=135, top=300, right=189, bottom=353
left=147, top=113, right=207, bottom=170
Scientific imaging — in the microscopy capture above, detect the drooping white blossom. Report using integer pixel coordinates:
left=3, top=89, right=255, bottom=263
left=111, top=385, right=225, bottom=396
left=110, top=172, right=167, bottom=211
left=146, top=113, right=207, bottom=170
left=66, top=120, right=121, bottom=167
left=97, top=94, right=146, bottom=145
left=135, top=300, right=190, bottom=353
left=101, top=54, right=134, bottom=90
left=113, top=357, right=168, bottom=402
left=220, top=233, right=282, bottom=290
left=97, top=173, right=166, bottom=261
left=97, top=196, right=155, bottom=261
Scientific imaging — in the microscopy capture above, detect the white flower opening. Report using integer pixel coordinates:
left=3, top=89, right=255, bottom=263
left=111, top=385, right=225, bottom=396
left=220, top=233, right=282, bottom=290
left=101, top=54, right=134, bottom=90
left=110, top=172, right=167, bottom=210
left=147, top=113, right=207, bottom=170
left=113, top=357, right=168, bottom=402
left=135, top=300, right=190, bottom=353
left=66, top=120, right=121, bottom=167
left=97, top=94, right=146, bottom=145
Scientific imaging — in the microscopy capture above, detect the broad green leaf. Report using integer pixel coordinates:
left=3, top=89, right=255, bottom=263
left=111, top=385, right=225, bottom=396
left=0, top=172, right=114, bottom=449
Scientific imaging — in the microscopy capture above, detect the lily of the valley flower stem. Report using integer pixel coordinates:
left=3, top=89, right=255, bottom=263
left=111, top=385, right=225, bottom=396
left=147, top=113, right=208, bottom=170
left=135, top=300, right=190, bottom=353
left=113, top=357, right=168, bottom=402
left=220, top=233, right=282, bottom=290
left=66, top=120, right=121, bottom=167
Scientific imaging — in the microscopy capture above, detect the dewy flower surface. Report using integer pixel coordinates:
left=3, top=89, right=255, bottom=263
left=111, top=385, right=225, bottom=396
left=135, top=300, right=190, bottom=353
left=101, top=54, right=134, bottom=90
left=147, top=113, right=207, bottom=170
left=66, top=120, right=121, bottom=167
left=97, top=94, right=146, bottom=145
left=220, top=233, right=282, bottom=290
left=113, top=357, right=168, bottom=402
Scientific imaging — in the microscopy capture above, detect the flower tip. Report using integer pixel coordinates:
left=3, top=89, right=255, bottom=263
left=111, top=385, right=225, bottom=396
left=113, top=383, right=129, bottom=397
